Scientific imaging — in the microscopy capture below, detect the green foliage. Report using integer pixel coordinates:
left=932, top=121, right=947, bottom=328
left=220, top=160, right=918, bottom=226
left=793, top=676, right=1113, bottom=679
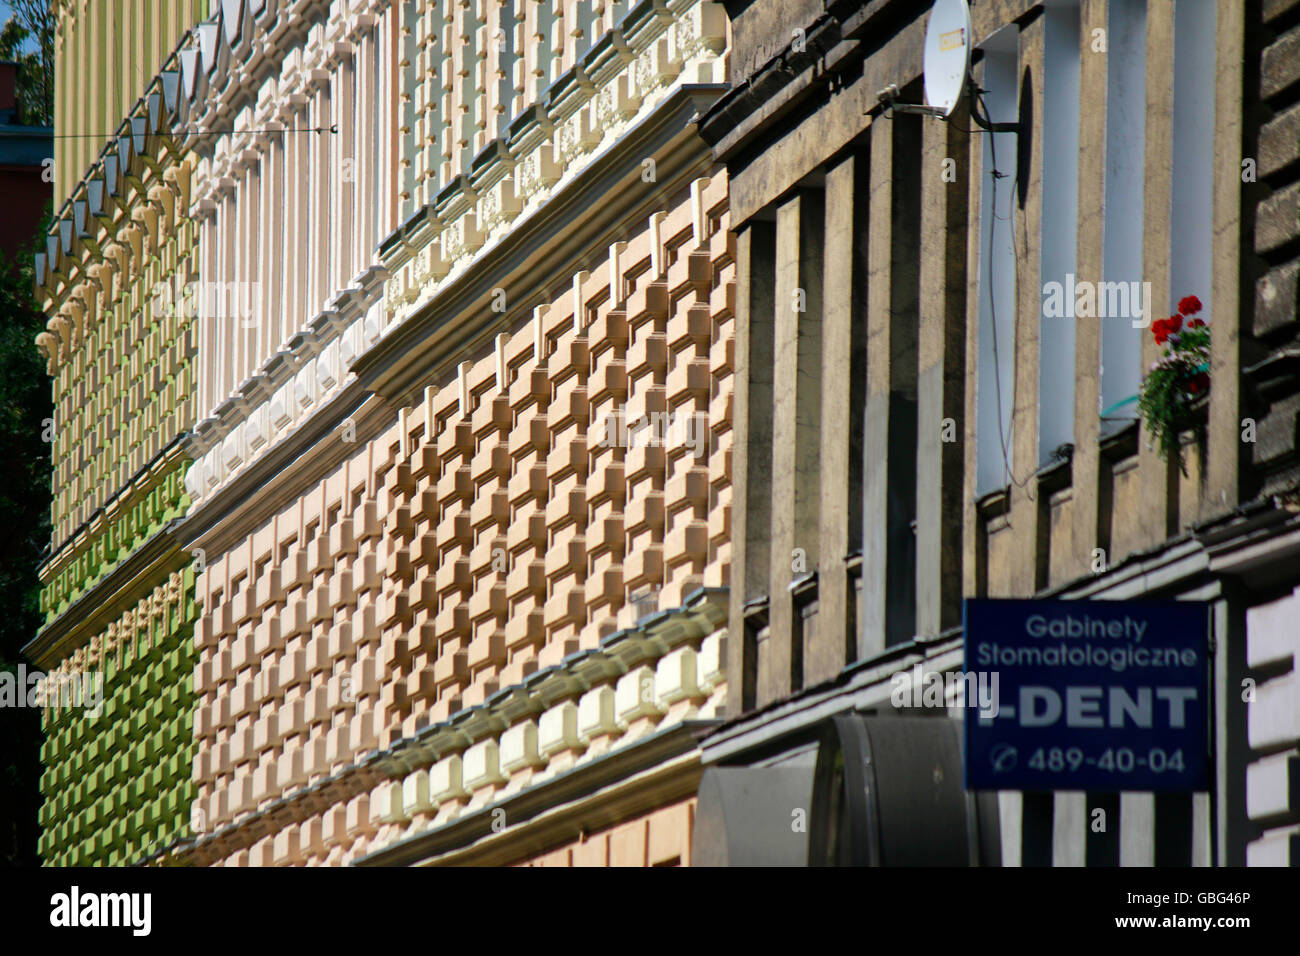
left=0, top=1, right=54, bottom=126
left=0, top=202, right=52, bottom=866
left=1138, top=322, right=1210, bottom=475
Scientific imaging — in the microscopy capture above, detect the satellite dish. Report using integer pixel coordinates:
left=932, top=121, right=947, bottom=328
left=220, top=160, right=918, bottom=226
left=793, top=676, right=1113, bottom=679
left=924, top=0, right=972, bottom=117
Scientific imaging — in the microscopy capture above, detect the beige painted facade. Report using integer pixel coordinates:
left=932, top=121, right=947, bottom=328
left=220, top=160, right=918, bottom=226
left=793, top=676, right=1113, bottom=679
left=514, top=797, right=695, bottom=866
left=695, top=0, right=1300, bottom=866
left=51, top=0, right=209, bottom=208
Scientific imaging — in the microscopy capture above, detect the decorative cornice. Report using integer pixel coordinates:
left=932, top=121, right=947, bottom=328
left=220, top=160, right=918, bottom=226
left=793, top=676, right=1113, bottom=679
left=38, top=438, right=191, bottom=585
left=181, top=276, right=388, bottom=508
left=180, top=385, right=393, bottom=559
left=35, top=44, right=192, bottom=375
left=163, top=588, right=726, bottom=866
left=171, top=0, right=726, bottom=510
left=24, top=518, right=190, bottom=669
left=355, top=82, right=727, bottom=410
left=359, top=723, right=716, bottom=867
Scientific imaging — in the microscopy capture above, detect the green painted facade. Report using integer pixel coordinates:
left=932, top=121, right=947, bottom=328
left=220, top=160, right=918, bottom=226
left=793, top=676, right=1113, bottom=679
left=35, top=51, right=201, bottom=864
left=41, top=457, right=192, bottom=622
left=47, top=218, right=199, bottom=554
left=37, top=565, right=197, bottom=866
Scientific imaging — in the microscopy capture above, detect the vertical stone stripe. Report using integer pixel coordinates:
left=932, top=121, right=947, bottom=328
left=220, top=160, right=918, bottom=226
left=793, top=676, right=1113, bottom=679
left=299, top=94, right=311, bottom=327
left=133, top=2, right=144, bottom=145
left=1119, top=792, right=1156, bottom=865
left=234, top=161, right=248, bottom=382
left=89, top=1, right=100, bottom=181
left=200, top=217, right=212, bottom=415
left=863, top=110, right=920, bottom=650
left=218, top=192, right=231, bottom=399
left=454, top=0, right=470, bottom=178
left=1009, top=12, right=1046, bottom=595
left=373, top=24, right=383, bottom=264
left=393, top=3, right=406, bottom=227
left=726, top=221, right=774, bottom=715
left=486, top=0, right=502, bottom=141
left=767, top=190, right=823, bottom=702
left=55, top=11, right=63, bottom=203
left=1051, top=791, right=1086, bottom=866
left=284, top=111, right=299, bottom=344
left=917, top=107, right=969, bottom=637
left=318, top=85, right=332, bottom=313
left=270, top=135, right=285, bottom=348
left=1070, top=0, right=1108, bottom=582
left=305, top=88, right=319, bottom=316
left=82, top=0, right=94, bottom=187
left=1215, top=596, right=1248, bottom=865
left=341, top=51, right=354, bottom=287
left=361, top=36, right=373, bottom=274
left=332, top=55, right=348, bottom=291
left=248, top=161, right=261, bottom=379
left=525, top=0, right=541, bottom=103
left=357, top=33, right=371, bottom=275
left=1137, top=0, right=1177, bottom=550
left=998, top=790, right=1023, bottom=867
left=1193, top=791, right=1212, bottom=866
left=259, top=146, right=270, bottom=359
left=863, top=115, right=893, bottom=660
left=815, top=150, right=866, bottom=681
left=1207, top=0, right=1244, bottom=517
left=147, top=0, right=158, bottom=104
left=412, top=5, right=427, bottom=204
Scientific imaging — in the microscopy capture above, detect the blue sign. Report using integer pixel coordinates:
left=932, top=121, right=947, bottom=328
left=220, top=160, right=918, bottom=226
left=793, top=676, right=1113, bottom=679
left=963, top=599, right=1209, bottom=792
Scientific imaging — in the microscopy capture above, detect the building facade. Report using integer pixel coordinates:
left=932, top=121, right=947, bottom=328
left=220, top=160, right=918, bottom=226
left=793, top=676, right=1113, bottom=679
left=29, top=0, right=1300, bottom=868
left=691, top=0, right=1300, bottom=866
left=31, top=0, right=734, bottom=867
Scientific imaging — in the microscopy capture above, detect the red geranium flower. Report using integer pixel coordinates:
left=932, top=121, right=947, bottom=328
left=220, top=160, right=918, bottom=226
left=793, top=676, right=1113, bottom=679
left=1187, top=317, right=1206, bottom=328
left=1152, top=316, right=1182, bottom=345
left=1178, top=295, right=1203, bottom=316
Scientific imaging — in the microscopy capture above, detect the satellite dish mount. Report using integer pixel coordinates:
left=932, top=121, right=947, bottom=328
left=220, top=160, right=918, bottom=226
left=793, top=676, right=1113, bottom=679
left=874, top=0, right=1019, bottom=135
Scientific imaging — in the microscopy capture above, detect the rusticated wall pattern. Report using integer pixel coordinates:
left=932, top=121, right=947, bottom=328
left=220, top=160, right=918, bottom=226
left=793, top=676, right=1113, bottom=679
left=189, top=176, right=733, bottom=863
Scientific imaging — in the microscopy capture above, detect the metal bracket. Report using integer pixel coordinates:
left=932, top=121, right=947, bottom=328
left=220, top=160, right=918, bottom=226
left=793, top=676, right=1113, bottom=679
left=967, top=79, right=1020, bottom=134
left=874, top=84, right=949, bottom=118
left=873, top=75, right=1020, bottom=136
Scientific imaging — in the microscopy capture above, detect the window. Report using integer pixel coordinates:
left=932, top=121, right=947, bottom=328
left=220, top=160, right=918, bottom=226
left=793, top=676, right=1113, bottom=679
left=1100, top=0, right=1147, bottom=431
left=975, top=31, right=1019, bottom=494
left=1170, top=1, right=1215, bottom=327
left=1038, top=3, right=1081, bottom=464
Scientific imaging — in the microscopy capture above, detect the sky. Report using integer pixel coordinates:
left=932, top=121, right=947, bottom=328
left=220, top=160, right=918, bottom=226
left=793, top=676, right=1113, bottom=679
left=0, top=1, right=41, bottom=56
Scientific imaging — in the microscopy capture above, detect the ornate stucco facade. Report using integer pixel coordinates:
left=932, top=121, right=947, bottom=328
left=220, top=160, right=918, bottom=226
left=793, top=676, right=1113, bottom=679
left=32, top=42, right=202, bottom=865
left=32, top=0, right=733, bottom=867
